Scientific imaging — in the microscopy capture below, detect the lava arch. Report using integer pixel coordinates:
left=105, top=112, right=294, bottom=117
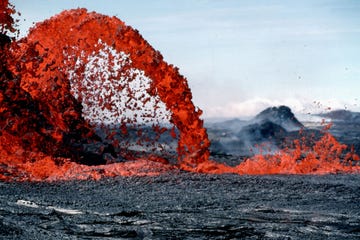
left=10, top=8, right=210, bottom=167
left=2, top=3, right=359, bottom=181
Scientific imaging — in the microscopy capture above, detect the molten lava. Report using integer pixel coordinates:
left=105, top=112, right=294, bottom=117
left=0, top=2, right=359, bottom=181
left=189, top=130, right=360, bottom=175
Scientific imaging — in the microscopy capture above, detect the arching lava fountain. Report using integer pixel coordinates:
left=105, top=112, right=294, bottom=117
left=1, top=2, right=359, bottom=181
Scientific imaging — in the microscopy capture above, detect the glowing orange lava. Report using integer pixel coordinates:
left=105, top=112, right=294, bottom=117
left=188, top=130, right=360, bottom=175
left=0, top=2, right=359, bottom=181
left=1, top=4, right=209, bottom=181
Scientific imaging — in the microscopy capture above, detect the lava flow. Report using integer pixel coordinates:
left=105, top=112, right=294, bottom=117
left=1, top=2, right=359, bottom=181
left=190, top=129, right=360, bottom=175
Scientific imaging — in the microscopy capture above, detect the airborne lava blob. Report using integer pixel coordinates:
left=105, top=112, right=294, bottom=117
left=0, top=3, right=359, bottom=181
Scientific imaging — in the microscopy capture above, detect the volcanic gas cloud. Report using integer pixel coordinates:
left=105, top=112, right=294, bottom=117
left=0, top=2, right=359, bottom=181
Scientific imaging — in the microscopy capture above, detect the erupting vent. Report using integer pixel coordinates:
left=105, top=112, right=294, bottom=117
left=0, top=2, right=359, bottom=181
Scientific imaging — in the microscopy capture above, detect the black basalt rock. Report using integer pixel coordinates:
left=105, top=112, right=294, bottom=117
left=238, top=121, right=287, bottom=142
left=254, top=105, right=303, bottom=131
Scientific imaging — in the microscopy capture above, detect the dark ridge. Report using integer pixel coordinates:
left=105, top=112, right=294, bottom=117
left=317, top=109, right=360, bottom=122
left=253, top=105, right=303, bottom=131
left=208, top=106, right=327, bottom=158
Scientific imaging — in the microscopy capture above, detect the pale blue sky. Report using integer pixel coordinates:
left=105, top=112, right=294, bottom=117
left=11, top=0, right=360, bottom=118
